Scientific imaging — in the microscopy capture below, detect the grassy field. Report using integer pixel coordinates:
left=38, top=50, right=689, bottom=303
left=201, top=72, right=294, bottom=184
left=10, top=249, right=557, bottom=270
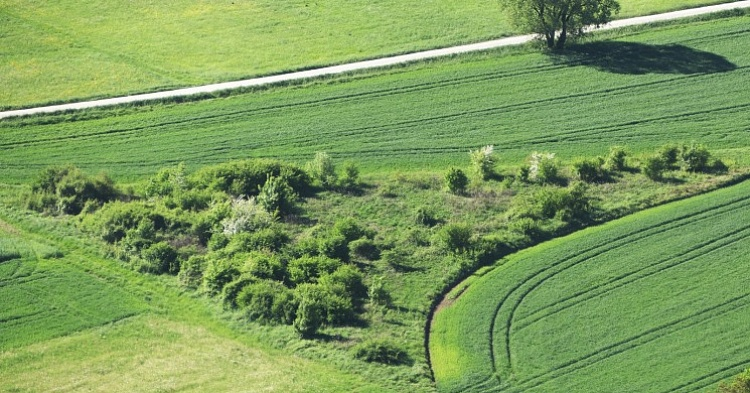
left=2, top=11, right=749, bottom=183
left=0, top=0, right=737, bottom=109
left=430, top=180, right=750, bottom=393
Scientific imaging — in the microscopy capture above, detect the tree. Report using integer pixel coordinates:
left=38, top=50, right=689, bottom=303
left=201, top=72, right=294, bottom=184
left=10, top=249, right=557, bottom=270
left=500, top=0, right=620, bottom=49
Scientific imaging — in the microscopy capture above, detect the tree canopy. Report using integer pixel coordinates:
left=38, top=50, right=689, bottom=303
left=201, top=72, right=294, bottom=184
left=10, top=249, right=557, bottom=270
left=501, top=0, right=620, bottom=49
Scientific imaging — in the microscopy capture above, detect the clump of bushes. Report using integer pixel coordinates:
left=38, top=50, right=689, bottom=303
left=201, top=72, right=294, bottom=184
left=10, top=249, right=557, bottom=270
left=27, top=165, right=118, bottom=215
left=306, top=152, right=338, bottom=189
left=642, top=142, right=728, bottom=181
left=716, top=369, right=750, bottom=393
left=437, top=223, right=474, bottom=254
left=572, top=157, right=607, bottom=183
left=527, top=152, right=559, bottom=184
left=190, top=159, right=312, bottom=197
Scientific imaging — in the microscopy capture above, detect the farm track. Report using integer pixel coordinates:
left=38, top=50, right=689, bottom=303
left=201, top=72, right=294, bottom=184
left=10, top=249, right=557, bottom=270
left=451, top=191, right=750, bottom=393
left=2, top=1, right=750, bottom=119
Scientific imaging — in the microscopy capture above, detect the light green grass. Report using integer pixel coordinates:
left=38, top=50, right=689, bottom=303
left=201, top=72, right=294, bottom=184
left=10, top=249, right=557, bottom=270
left=0, top=0, right=735, bottom=108
left=2, top=12, right=749, bottom=183
left=430, top=179, right=750, bottom=393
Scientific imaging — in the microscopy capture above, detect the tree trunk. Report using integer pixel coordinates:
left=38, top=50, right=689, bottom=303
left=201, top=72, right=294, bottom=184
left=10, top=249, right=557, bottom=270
left=545, top=32, right=556, bottom=48
left=556, top=28, right=567, bottom=49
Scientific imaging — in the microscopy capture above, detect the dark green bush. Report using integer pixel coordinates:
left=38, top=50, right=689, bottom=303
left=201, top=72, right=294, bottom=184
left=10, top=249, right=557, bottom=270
left=680, top=142, right=711, bottom=172
left=202, top=257, right=242, bottom=295
left=333, top=218, right=371, bottom=243
left=242, top=251, right=286, bottom=281
left=657, top=144, right=680, bottom=168
left=318, top=234, right=350, bottom=262
left=716, top=369, right=750, bottom=393
left=287, top=255, right=342, bottom=285
left=139, top=242, right=179, bottom=275
left=349, top=238, right=380, bottom=261
left=437, top=223, right=474, bottom=254
left=319, top=265, right=368, bottom=308
left=144, top=163, right=186, bottom=198
left=642, top=155, right=666, bottom=181
left=190, top=159, right=311, bottom=197
left=29, top=165, right=118, bottom=215
left=178, top=255, right=207, bottom=289
left=224, top=226, right=290, bottom=254
left=572, top=157, right=607, bottom=183
left=257, top=175, right=298, bottom=217
left=237, top=280, right=297, bottom=325
left=80, top=201, right=181, bottom=243
left=293, top=283, right=327, bottom=337
left=353, top=339, right=410, bottom=365
left=604, top=146, right=628, bottom=171
left=445, top=168, right=468, bottom=195
left=221, top=274, right=257, bottom=307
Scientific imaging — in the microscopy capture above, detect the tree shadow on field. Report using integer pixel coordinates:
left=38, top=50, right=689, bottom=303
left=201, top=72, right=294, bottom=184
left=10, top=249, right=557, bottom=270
left=552, top=41, right=737, bottom=75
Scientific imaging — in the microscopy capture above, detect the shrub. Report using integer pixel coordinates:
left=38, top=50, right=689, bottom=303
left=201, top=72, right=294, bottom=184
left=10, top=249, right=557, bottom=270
left=604, top=146, right=628, bottom=171
left=318, top=234, right=350, bottom=262
left=287, top=255, right=342, bottom=285
left=80, top=200, right=183, bottom=243
left=716, top=369, right=750, bottom=393
left=437, top=223, right=474, bottom=254
left=29, top=165, right=118, bottom=215
left=237, top=280, right=298, bottom=325
left=319, top=265, right=368, bottom=308
left=139, top=242, right=179, bottom=275
left=190, top=159, right=311, bottom=197
left=415, top=207, right=440, bottom=227
left=144, top=163, right=186, bottom=198
left=202, top=257, right=242, bottom=295
left=333, top=218, right=372, bottom=243
left=469, top=145, right=497, bottom=181
left=242, top=251, right=285, bottom=281
left=353, top=339, right=410, bottom=365
left=368, top=276, right=391, bottom=306
left=657, top=144, right=680, bottom=168
left=306, top=152, right=338, bottom=189
left=178, top=255, right=207, bottom=289
left=349, top=238, right=380, bottom=260
left=572, top=157, right=606, bottom=183
left=642, top=155, right=666, bottom=181
left=680, top=142, right=711, bottom=172
left=257, top=175, right=297, bottom=217
left=340, top=161, right=360, bottom=190
left=445, top=168, right=469, bottom=195
left=221, top=274, right=257, bottom=308
left=528, top=152, right=559, bottom=184
left=293, top=283, right=327, bottom=337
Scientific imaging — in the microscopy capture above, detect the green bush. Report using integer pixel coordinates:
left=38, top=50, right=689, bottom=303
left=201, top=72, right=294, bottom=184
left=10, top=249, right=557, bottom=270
left=29, top=165, right=118, bottom=215
left=340, top=161, right=361, bottom=190
left=306, top=152, right=338, bottom=189
left=437, top=223, right=474, bottom=254
left=333, top=218, right=372, bottom=243
left=528, top=152, right=559, bottom=184
left=237, top=280, right=298, bottom=325
left=353, top=339, right=410, bottom=365
left=202, top=257, right=242, bottom=295
left=318, top=234, right=350, bottom=262
left=657, top=144, right=680, bottom=168
left=604, top=146, right=628, bottom=171
left=144, top=163, right=186, bottom=198
left=139, top=242, right=179, bottom=275
left=287, top=255, right=342, bottom=285
left=368, top=276, right=391, bottom=306
left=469, top=145, right=497, bottom=181
left=349, top=238, right=380, bottom=260
left=680, top=142, right=711, bottom=172
left=80, top=201, right=164, bottom=243
left=642, top=155, right=666, bottom=181
left=572, top=157, right=607, bottom=183
left=293, top=283, right=327, bottom=337
left=445, top=168, right=469, bottom=195
left=178, top=255, right=207, bottom=289
left=319, top=265, right=368, bottom=308
left=257, top=175, right=297, bottom=217
left=242, top=251, right=285, bottom=281
left=190, top=159, right=311, bottom=197
left=221, top=274, right=257, bottom=308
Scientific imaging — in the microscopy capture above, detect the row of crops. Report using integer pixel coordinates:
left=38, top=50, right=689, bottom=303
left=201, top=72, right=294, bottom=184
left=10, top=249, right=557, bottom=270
left=430, top=178, right=750, bottom=392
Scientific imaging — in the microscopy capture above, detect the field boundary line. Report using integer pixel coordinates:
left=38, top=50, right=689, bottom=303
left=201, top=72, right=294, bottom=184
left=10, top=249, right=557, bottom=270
left=2, top=1, right=750, bottom=119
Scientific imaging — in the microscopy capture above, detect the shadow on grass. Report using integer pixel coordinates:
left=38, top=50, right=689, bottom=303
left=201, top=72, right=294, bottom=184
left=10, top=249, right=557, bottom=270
left=553, top=41, right=737, bottom=75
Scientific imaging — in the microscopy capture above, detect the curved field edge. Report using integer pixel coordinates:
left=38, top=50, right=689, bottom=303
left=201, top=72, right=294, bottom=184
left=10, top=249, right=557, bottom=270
left=429, top=179, right=750, bottom=392
left=0, top=1, right=740, bottom=110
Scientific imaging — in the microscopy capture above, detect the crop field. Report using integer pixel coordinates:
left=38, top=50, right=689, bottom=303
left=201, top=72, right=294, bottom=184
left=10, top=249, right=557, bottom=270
left=0, top=223, right=146, bottom=350
left=0, top=0, right=734, bottom=109
left=2, top=12, right=750, bottom=183
left=430, top=180, right=750, bottom=392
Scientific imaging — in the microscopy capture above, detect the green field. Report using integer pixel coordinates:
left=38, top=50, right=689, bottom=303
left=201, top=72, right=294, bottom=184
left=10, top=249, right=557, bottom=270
left=0, top=0, right=735, bottom=109
left=2, top=12, right=749, bottom=183
left=430, top=179, right=750, bottom=392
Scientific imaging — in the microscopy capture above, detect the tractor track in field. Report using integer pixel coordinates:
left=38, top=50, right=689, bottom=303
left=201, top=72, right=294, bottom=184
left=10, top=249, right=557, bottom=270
left=453, top=192, right=750, bottom=392
left=2, top=1, right=750, bottom=119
